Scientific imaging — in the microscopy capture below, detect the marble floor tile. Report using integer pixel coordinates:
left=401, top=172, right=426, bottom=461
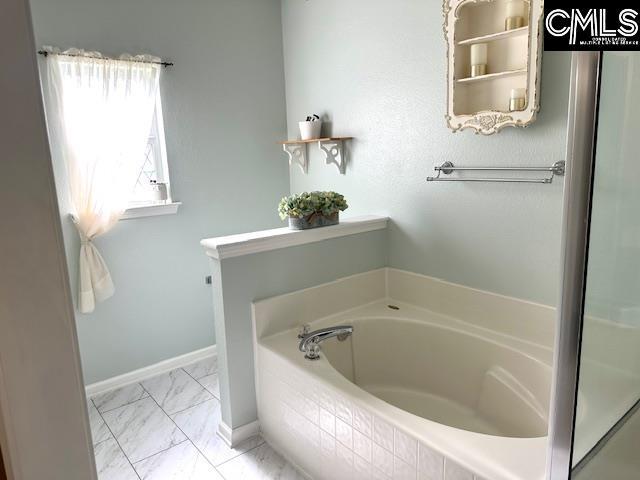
left=183, top=356, right=218, bottom=379
left=94, top=436, right=139, bottom=480
left=102, top=397, right=186, bottom=463
left=134, top=440, right=223, bottom=480
left=142, top=369, right=213, bottom=415
left=198, top=373, right=220, bottom=399
left=217, top=443, right=306, bottom=480
left=171, top=398, right=264, bottom=466
left=92, top=383, right=148, bottom=413
left=88, top=401, right=112, bottom=445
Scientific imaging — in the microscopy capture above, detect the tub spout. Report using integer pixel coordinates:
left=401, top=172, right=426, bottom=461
left=298, top=325, right=353, bottom=360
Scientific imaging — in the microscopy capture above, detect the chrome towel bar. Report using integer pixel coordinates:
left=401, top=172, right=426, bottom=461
left=426, top=161, right=565, bottom=184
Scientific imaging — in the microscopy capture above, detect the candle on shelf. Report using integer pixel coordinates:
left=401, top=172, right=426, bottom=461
left=505, top=0, right=526, bottom=30
left=470, top=43, right=488, bottom=77
left=509, top=88, right=527, bottom=111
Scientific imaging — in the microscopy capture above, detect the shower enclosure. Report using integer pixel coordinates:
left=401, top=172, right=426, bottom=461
left=549, top=51, right=640, bottom=479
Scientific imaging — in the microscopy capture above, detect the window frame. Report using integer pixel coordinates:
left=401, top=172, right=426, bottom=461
left=121, top=89, right=180, bottom=220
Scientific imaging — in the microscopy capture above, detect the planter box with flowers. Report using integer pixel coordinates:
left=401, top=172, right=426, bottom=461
left=278, top=191, right=348, bottom=230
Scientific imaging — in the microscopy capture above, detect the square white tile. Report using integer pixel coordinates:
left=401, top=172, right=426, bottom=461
left=300, top=396, right=319, bottom=425
left=335, top=396, right=353, bottom=425
left=373, top=442, right=395, bottom=478
left=94, top=436, right=138, bottom=480
left=92, top=383, right=148, bottom=413
left=336, top=442, right=355, bottom=477
left=353, top=406, right=372, bottom=438
left=217, top=443, right=306, bottom=480
left=320, top=430, right=336, bottom=458
left=134, top=440, right=223, bottom=480
left=418, top=444, right=444, bottom=480
left=354, top=453, right=373, bottom=480
left=373, top=466, right=393, bottom=480
left=394, top=429, right=417, bottom=467
left=198, top=373, right=220, bottom=398
left=142, top=368, right=213, bottom=415
left=335, top=418, right=353, bottom=449
left=444, top=459, right=474, bottom=480
left=88, top=401, right=111, bottom=445
left=394, top=456, right=417, bottom=480
left=102, top=397, right=186, bottom=463
left=374, top=417, right=394, bottom=453
left=171, top=398, right=263, bottom=466
left=353, top=429, right=372, bottom=462
left=183, top=356, right=218, bottom=379
left=319, top=407, right=335, bottom=436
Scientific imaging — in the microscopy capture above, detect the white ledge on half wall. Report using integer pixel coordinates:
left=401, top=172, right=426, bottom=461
left=200, top=215, right=389, bottom=260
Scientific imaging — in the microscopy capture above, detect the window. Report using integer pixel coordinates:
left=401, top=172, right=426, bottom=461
left=128, top=92, right=172, bottom=208
left=120, top=90, right=179, bottom=219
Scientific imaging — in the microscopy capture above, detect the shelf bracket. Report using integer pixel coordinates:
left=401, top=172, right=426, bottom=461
left=283, top=143, right=308, bottom=174
left=318, top=139, right=348, bottom=174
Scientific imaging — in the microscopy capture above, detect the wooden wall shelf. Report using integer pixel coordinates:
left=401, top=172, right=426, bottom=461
left=281, top=137, right=353, bottom=174
left=444, top=0, right=543, bottom=135
left=281, top=137, right=352, bottom=145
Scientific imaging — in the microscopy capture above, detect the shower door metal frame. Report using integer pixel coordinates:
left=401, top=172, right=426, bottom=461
left=546, top=51, right=602, bottom=480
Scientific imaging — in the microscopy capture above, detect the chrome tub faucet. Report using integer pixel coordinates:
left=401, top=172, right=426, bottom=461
left=298, top=325, right=353, bottom=360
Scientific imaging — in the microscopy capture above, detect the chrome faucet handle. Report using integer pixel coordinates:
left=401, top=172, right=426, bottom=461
left=303, top=340, right=321, bottom=360
left=297, top=323, right=311, bottom=339
left=298, top=325, right=353, bottom=361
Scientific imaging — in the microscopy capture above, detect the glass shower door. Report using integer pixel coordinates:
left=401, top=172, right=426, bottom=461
left=571, top=51, right=640, bottom=479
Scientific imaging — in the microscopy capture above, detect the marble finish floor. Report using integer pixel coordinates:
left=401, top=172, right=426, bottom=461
left=88, top=356, right=306, bottom=480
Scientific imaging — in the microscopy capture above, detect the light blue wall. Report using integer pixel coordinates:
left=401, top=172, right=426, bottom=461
left=211, top=229, right=388, bottom=428
left=29, top=0, right=289, bottom=384
left=281, top=0, right=571, bottom=306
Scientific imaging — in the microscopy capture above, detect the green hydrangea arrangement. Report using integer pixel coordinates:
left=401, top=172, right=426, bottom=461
left=278, top=191, right=348, bottom=220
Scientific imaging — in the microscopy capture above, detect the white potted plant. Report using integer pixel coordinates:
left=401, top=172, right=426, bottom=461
left=298, top=114, right=322, bottom=140
left=278, top=191, right=348, bottom=230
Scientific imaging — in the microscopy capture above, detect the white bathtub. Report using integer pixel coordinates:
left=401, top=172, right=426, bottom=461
left=253, top=269, right=556, bottom=480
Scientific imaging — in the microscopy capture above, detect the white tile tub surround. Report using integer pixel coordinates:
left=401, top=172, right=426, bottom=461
left=260, top=352, right=497, bottom=480
left=253, top=268, right=556, bottom=480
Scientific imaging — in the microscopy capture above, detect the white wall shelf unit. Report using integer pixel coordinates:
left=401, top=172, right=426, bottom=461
left=456, top=68, right=527, bottom=84
left=281, top=137, right=353, bottom=174
left=457, top=25, right=529, bottom=45
left=444, top=0, right=543, bottom=135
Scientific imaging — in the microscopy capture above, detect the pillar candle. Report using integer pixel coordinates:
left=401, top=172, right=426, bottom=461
left=470, top=43, right=488, bottom=65
left=506, top=0, right=525, bottom=18
left=511, top=88, right=526, bottom=100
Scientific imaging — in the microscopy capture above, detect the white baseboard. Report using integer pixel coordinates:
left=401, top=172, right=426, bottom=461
left=217, top=419, right=260, bottom=448
left=85, top=345, right=217, bottom=397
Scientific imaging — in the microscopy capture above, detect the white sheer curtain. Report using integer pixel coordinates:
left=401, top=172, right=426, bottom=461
left=44, top=47, right=161, bottom=313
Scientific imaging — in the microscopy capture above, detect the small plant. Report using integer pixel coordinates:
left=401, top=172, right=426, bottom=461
left=278, top=191, right=348, bottom=220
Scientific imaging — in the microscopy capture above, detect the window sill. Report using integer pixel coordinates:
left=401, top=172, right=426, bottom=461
left=121, top=202, right=181, bottom=220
